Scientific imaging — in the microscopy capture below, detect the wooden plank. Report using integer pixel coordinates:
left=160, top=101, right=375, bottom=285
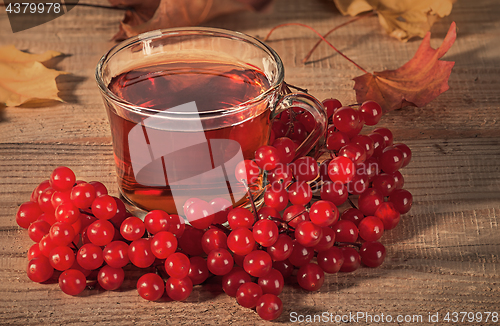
left=0, top=0, right=499, bottom=144
left=0, top=137, right=498, bottom=324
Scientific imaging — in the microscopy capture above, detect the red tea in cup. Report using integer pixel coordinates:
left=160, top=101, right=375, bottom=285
left=107, top=60, right=271, bottom=214
left=96, top=28, right=327, bottom=217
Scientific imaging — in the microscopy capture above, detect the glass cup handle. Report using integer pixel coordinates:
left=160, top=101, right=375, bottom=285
left=273, top=92, right=328, bottom=159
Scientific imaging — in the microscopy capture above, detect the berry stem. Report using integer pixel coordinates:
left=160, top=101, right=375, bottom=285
left=79, top=208, right=119, bottom=229
left=155, top=265, right=168, bottom=280
left=79, top=209, right=94, bottom=216
left=69, top=241, right=79, bottom=252
left=335, top=241, right=362, bottom=249
left=313, top=147, right=332, bottom=162
left=264, top=22, right=369, bottom=74
left=241, top=179, right=259, bottom=216
left=271, top=216, right=286, bottom=224
left=308, top=179, right=322, bottom=192
left=302, top=11, right=376, bottom=63
left=347, top=197, right=358, bottom=210
left=212, top=223, right=231, bottom=235
left=86, top=280, right=98, bottom=290
left=286, top=207, right=307, bottom=224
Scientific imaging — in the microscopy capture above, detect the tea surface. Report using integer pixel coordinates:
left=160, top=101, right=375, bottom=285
left=109, top=61, right=270, bottom=113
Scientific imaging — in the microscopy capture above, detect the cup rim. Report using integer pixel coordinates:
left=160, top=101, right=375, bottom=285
left=95, top=27, right=284, bottom=117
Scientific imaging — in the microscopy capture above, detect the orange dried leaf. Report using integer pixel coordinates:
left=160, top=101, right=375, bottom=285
left=0, top=45, right=66, bottom=107
left=110, top=0, right=271, bottom=41
left=334, top=0, right=455, bottom=41
left=353, top=21, right=456, bottom=113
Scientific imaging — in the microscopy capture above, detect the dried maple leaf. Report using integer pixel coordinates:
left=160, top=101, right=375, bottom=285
left=110, top=0, right=272, bottom=41
left=0, top=45, right=66, bottom=107
left=353, top=21, right=456, bottom=113
left=333, top=0, right=455, bottom=41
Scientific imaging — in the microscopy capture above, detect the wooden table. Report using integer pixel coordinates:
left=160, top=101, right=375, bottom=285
left=1, top=0, right=499, bottom=324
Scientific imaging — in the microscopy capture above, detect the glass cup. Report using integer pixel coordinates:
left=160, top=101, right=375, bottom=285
left=96, top=27, right=327, bottom=218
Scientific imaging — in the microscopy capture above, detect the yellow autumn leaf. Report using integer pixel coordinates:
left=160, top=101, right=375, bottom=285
left=0, top=45, right=66, bottom=107
left=333, top=0, right=455, bottom=41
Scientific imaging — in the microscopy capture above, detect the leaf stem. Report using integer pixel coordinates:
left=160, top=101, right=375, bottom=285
left=302, top=11, right=376, bottom=63
left=284, top=82, right=309, bottom=93
left=264, top=22, right=369, bottom=74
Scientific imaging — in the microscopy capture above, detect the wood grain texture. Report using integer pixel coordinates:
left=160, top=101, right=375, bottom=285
left=0, top=0, right=499, bottom=325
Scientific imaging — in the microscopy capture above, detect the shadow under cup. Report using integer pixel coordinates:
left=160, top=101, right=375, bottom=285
left=96, top=28, right=286, bottom=217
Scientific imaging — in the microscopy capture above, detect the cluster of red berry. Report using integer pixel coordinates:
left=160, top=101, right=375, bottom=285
left=16, top=98, right=412, bottom=321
